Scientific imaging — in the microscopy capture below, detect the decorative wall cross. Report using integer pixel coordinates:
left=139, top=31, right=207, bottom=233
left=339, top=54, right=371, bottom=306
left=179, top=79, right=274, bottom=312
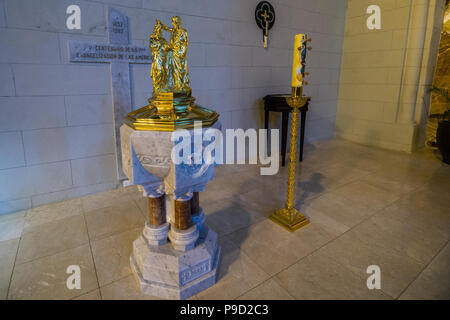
left=255, top=1, right=276, bottom=48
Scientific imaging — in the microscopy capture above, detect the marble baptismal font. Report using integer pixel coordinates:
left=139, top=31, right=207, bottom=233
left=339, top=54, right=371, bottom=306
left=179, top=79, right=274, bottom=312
left=120, top=17, right=221, bottom=299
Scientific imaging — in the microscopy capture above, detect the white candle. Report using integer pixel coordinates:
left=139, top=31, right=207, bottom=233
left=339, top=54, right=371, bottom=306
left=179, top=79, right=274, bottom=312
left=291, top=34, right=307, bottom=88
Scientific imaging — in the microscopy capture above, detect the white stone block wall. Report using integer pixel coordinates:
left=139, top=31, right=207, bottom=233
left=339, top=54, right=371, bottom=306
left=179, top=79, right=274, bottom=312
left=336, top=0, right=446, bottom=151
left=0, top=0, right=347, bottom=214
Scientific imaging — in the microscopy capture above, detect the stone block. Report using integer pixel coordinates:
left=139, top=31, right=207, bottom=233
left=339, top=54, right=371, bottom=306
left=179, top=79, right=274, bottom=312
left=304, top=116, right=336, bottom=143
left=271, top=67, right=292, bottom=88
left=0, top=29, right=60, bottom=64
left=143, top=0, right=208, bottom=17
left=383, top=7, right=411, bottom=30
left=4, top=0, right=106, bottom=35
left=143, top=0, right=251, bottom=23
left=120, top=121, right=220, bottom=198
left=23, top=124, right=115, bottom=165
left=65, top=95, right=113, bottom=126
left=231, top=21, right=260, bottom=46
left=218, top=111, right=232, bottom=132
left=318, top=84, right=339, bottom=101
left=205, top=44, right=251, bottom=67
left=0, top=197, right=30, bottom=215
left=13, top=64, right=110, bottom=96
left=317, top=0, right=347, bottom=18
left=71, top=154, right=117, bottom=187
left=205, top=0, right=253, bottom=22
left=345, top=0, right=396, bottom=19
left=189, top=67, right=232, bottom=91
left=31, top=181, right=118, bottom=207
left=0, top=64, right=14, bottom=96
left=231, top=67, right=272, bottom=89
left=344, top=31, right=393, bottom=53
left=327, top=16, right=346, bottom=36
left=244, top=87, right=271, bottom=109
left=323, top=52, right=343, bottom=69
left=274, top=4, right=295, bottom=29
left=344, top=16, right=367, bottom=37
left=0, top=132, right=25, bottom=169
left=253, top=47, right=289, bottom=68
left=309, top=100, right=339, bottom=121
left=182, top=15, right=232, bottom=44
left=0, top=97, right=66, bottom=131
left=131, top=226, right=221, bottom=299
left=305, top=32, right=329, bottom=52
left=305, top=50, right=323, bottom=69
left=132, top=91, right=151, bottom=110
left=187, top=43, right=206, bottom=67
left=342, top=50, right=405, bottom=69
left=100, top=0, right=143, bottom=8
left=116, top=7, right=170, bottom=41
left=195, top=88, right=244, bottom=113
left=0, top=161, right=72, bottom=201
left=302, top=83, right=320, bottom=99
left=0, top=0, right=5, bottom=27
left=392, top=29, right=408, bottom=50
left=130, top=64, right=153, bottom=94
left=0, top=167, right=31, bottom=201
left=231, top=108, right=262, bottom=131
left=269, top=26, right=295, bottom=49
left=29, top=161, right=73, bottom=195
left=58, top=33, right=108, bottom=64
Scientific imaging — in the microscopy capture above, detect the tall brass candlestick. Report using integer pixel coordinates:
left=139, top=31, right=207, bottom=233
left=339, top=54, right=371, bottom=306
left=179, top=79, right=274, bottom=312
left=270, top=33, right=311, bottom=231
left=269, top=86, right=310, bottom=232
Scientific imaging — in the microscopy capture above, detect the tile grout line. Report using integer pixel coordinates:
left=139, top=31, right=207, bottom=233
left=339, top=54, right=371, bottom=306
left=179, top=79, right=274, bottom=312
left=271, top=181, right=428, bottom=297
left=395, top=239, right=450, bottom=300
left=81, top=209, right=103, bottom=300
left=12, top=241, right=88, bottom=267
left=10, top=207, right=90, bottom=267
left=2, top=143, right=445, bottom=299
left=97, top=273, right=134, bottom=296
left=234, top=275, right=296, bottom=300
left=5, top=234, right=23, bottom=300
left=278, top=187, right=415, bottom=272
left=221, top=168, right=390, bottom=299
left=239, top=183, right=421, bottom=299
left=70, top=287, right=100, bottom=300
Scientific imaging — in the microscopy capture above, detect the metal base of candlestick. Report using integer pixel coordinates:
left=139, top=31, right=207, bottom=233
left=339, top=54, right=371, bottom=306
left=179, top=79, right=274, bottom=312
left=270, top=207, right=309, bottom=232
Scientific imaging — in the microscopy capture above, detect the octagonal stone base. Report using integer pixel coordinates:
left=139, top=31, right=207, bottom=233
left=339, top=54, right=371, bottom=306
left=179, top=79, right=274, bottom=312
left=130, top=226, right=221, bottom=300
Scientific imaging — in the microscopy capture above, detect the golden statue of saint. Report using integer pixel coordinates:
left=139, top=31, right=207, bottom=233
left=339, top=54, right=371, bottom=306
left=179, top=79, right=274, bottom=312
left=126, top=17, right=219, bottom=130
left=149, top=16, right=191, bottom=96
left=149, top=20, right=169, bottom=95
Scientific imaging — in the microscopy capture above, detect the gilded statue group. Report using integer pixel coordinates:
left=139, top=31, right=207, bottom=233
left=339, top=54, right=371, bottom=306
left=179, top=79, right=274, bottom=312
left=149, top=16, right=191, bottom=95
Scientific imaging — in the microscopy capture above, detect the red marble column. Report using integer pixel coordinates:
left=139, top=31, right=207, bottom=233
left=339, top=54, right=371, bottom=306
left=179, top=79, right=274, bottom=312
left=148, top=195, right=166, bottom=226
left=174, top=198, right=192, bottom=230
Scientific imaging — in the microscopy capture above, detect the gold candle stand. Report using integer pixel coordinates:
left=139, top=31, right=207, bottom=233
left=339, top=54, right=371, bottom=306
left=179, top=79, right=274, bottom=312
left=269, top=87, right=310, bottom=232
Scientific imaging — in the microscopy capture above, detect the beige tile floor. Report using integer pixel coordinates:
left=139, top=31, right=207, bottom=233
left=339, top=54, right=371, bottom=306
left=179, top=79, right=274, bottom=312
left=0, top=138, right=449, bottom=300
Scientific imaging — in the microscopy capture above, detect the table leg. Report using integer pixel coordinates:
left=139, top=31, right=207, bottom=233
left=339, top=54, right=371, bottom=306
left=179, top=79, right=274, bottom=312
left=281, top=111, right=289, bottom=167
left=264, top=109, right=269, bottom=139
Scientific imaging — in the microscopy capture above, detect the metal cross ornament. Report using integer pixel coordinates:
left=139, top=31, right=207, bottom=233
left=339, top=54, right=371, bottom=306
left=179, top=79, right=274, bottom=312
left=255, top=1, right=275, bottom=48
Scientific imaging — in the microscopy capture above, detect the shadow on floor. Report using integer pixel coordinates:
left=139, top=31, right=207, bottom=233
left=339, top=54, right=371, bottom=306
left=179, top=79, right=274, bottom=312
left=296, top=172, right=325, bottom=207
left=201, top=175, right=256, bottom=282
